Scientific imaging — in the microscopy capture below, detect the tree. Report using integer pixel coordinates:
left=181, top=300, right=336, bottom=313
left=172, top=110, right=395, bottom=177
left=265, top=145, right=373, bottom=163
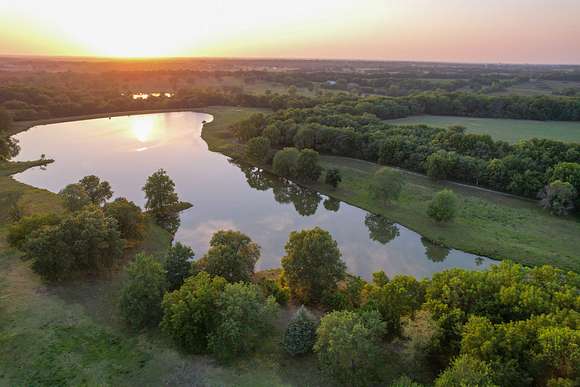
left=208, top=282, right=278, bottom=361
left=245, top=136, right=271, bottom=164
left=435, top=355, right=497, bottom=387
left=283, top=306, right=317, bottom=356
left=142, top=169, right=181, bottom=232
left=79, top=175, right=113, bottom=205
left=104, top=198, right=144, bottom=240
left=24, top=206, right=124, bottom=281
left=59, top=183, right=91, bottom=212
left=161, top=272, right=227, bottom=353
left=281, top=227, right=346, bottom=303
left=314, top=310, right=386, bottom=386
left=369, top=167, right=404, bottom=205
left=7, top=213, right=61, bottom=250
left=296, top=149, right=322, bottom=182
left=421, top=237, right=450, bottom=262
left=119, top=253, right=166, bottom=329
left=273, top=147, right=300, bottom=177
left=538, top=180, right=577, bottom=216
left=325, top=168, right=342, bottom=189
left=164, top=242, right=195, bottom=291
left=427, top=189, right=458, bottom=222
left=199, top=230, right=260, bottom=283
left=550, top=162, right=580, bottom=193
left=425, top=150, right=458, bottom=180
left=323, top=197, right=340, bottom=212
left=364, top=214, right=399, bottom=244
left=0, top=108, right=19, bottom=160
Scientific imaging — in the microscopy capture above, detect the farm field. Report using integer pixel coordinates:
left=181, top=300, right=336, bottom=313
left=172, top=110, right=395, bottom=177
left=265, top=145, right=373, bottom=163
left=385, top=114, right=580, bottom=143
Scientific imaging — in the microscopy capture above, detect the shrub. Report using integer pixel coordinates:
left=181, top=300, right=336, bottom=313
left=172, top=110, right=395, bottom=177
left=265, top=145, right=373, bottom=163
left=245, top=136, right=271, bottom=164
left=281, top=227, right=346, bottom=304
left=296, top=148, right=322, bottom=182
left=161, top=272, right=227, bottom=353
left=78, top=175, right=113, bottom=205
left=427, top=189, right=458, bottom=222
left=59, top=183, right=91, bottom=212
left=369, top=167, right=404, bottom=204
left=435, top=355, right=497, bottom=387
left=104, top=197, right=145, bottom=240
left=390, top=375, right=424, bottom=387
left=119, top=253, right=166, bottom=329
left=24, top=206, right=124, bottom=281
left=7, top=213, right=61, bottom=249
left=208, top=282, right=278, bottom=361
left=324, top=168, right=342, bottom=189
left=283, top=306, right=317, bottom=356
left=538, top=180, right=577, bottom=216
left=257, top=277, right=290, bottom=305
left=273, top=147, right=300, bottom=177
left=200, top=230, right=260, bottom=283
left=164, top=242, right=195, bottom=291
left=314, top=310, right=386, bottom=386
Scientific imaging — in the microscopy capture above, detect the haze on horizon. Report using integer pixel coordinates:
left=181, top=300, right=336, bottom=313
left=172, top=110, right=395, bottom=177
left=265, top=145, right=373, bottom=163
left=1, top=0, right=579, bottom=65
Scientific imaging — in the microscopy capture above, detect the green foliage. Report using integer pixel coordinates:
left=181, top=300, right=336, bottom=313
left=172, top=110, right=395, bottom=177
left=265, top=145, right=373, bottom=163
left=538, top=180, right=577, bottom=216
left=435, top=355, right=497, bottom=387
left=256, top=277, right=290, bottom=305
left=104, top=197, right=144, bottom=240
left=369, top=167, right=404, bottom=204
left=427, top=189, right=458, bottom=222
left=164, top=242, right=195, bottom=291
left=283, top=306, right=317, bottom=356
left=24, top=206, right=124, bottom=281
left=232, top=113, right=265, bottom=141
left=364, top=275, right=425, bottom=336
left=296, top=148, right=322, bottom=182
left=208, top=282, right=278, bottom=361
left=7, top=213, right=61, bottom=249
left=0, top=107, right=19, bottom=160
left=314, top=310, right=386, bottom=386
left=390, top=375, right=424, bottom=387
left=119, top=253, right=166, bottom=329
left=321, top=276, right=365, bottom=311
left=142, top=169, right=181, bottom=233
left=324, top=168, right=342, bottom=189
left=245, top=136, right=271, bottom=164
left=550, top=162, right=580, bottom=192
left=59, top=183, right=91, bottom=212
left=199, top=230, right=260, bottom=283
left=78, top=175, right=113, bottom=205
left=281, top=227, right=346, bottom=304
left=272, top=147, right=300, bottom=177
left=425, top=150, right=458, bottom=180
left=161, top=272, right=227, bottom=353
left=364, top=213, right=399, bottom=244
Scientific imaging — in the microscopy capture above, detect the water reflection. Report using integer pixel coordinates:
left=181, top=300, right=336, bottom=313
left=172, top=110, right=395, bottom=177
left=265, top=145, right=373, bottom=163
left=420, top=237, right=451, bottom=263
left=13, top=112, right=495, bottom=280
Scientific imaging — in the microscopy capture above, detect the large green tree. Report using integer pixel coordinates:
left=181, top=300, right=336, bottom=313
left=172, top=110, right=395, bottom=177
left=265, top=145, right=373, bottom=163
left=59, top=183, right=91, bottom=212
left=245, top=136, right=271, bottom=164
left=296, top=148, right=322, bottom=182
left=79, top=175, right=113, bottom=206
left=273, top=147, right=300, bottom=177
left=369, top=167, right=404, bottom=205
left=427, top=189, right=458, bottom=222
left=104, top=197, right=144, bottom=240
left=142, top=169, right=181, bottom=233
left=164, top=242, right=195, bottom=291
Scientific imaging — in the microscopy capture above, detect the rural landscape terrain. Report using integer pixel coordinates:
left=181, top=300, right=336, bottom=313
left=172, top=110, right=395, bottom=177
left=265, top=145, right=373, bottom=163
left=0, top=1, right=579, bottom=386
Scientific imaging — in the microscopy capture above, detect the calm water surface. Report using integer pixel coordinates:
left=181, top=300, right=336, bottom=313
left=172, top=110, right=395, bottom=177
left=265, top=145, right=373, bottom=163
left=14, top=112, right=493, bottom=279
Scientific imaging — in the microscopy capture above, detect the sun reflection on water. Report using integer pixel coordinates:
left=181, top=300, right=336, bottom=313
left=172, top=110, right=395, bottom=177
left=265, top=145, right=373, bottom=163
left=131, top=115, right=156, bottom=143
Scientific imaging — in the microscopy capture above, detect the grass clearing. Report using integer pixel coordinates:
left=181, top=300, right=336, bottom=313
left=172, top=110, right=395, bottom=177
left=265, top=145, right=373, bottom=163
left=385, top=115, right=580, bottom=143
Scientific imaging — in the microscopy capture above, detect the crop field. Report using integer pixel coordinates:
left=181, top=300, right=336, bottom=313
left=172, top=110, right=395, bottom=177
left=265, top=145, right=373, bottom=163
left=385, top=115, right=580, bottom=143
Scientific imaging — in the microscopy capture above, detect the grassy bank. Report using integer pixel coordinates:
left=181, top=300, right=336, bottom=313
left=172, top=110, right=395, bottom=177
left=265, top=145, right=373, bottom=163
left=202, top=115, right=580, bottom=273
left=384, top=114, right=580, bottom=143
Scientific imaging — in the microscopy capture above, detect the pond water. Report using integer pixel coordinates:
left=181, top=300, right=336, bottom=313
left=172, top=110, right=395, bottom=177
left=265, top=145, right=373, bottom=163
left=14, top=112, right=493, bottom=279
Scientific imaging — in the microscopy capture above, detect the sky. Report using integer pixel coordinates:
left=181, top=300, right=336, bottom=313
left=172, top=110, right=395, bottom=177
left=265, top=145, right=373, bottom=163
left=0, top=0, right=579, bottom=64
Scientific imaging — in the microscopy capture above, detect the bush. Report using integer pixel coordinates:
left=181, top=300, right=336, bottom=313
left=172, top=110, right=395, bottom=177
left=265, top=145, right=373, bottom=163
left=281, top=227, right=346, bottom=304
left=283, top=306, right=317, bottom=356
left=59, top=183, right=91, bottom=212
left=435, top=355, right=497, bottom=387
left=164, top=242, right=195, bottom=291
left=104, top=198, right=145, bottom=240
left=245, top=136, right=271, bottom=164
left=273, top=147, right=300, bottom=177
left=24, top=206, right=124, bottom=281
left=369, top=167, right=404, bottom=204
left=257, top=277, right=290, bottom=305
left=296, top=148, right=322, bottom=182
left=427, top=189, right=458, bottom=222
left=7, top=213, right=61, bottom=249
left=390, top=375, right=424, bottom=387
left=208, top=282, right=278, bottom=361
left=324, top=168, right=342, bottom=189
left=538, top=180, right=577, bottom=216
left=199, top=230, right=260, bottom=283
left=119, top=253, right=166, bottom=329
left=161, top=272, right=227, bottom=353
left=78, top=175, right=113, bottom=205
left=314, top=310, right=386, bottom=386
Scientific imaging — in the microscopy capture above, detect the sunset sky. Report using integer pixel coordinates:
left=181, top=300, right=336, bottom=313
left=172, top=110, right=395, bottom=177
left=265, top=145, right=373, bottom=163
left=1, top=0, right=579, bottom=64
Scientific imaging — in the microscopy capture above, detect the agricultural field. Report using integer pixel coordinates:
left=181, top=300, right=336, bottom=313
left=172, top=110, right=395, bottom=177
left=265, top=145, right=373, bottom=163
left=385, top=115, right=580, bottom=143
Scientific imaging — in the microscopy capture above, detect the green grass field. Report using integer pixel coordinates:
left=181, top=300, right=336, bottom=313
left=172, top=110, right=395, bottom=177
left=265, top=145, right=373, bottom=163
left=385, top=115, right=580, bottom=143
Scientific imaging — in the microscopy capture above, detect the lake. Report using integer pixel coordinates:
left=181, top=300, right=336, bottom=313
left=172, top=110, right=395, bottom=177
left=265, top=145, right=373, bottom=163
left=14, top=112, right=493, bottom=279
